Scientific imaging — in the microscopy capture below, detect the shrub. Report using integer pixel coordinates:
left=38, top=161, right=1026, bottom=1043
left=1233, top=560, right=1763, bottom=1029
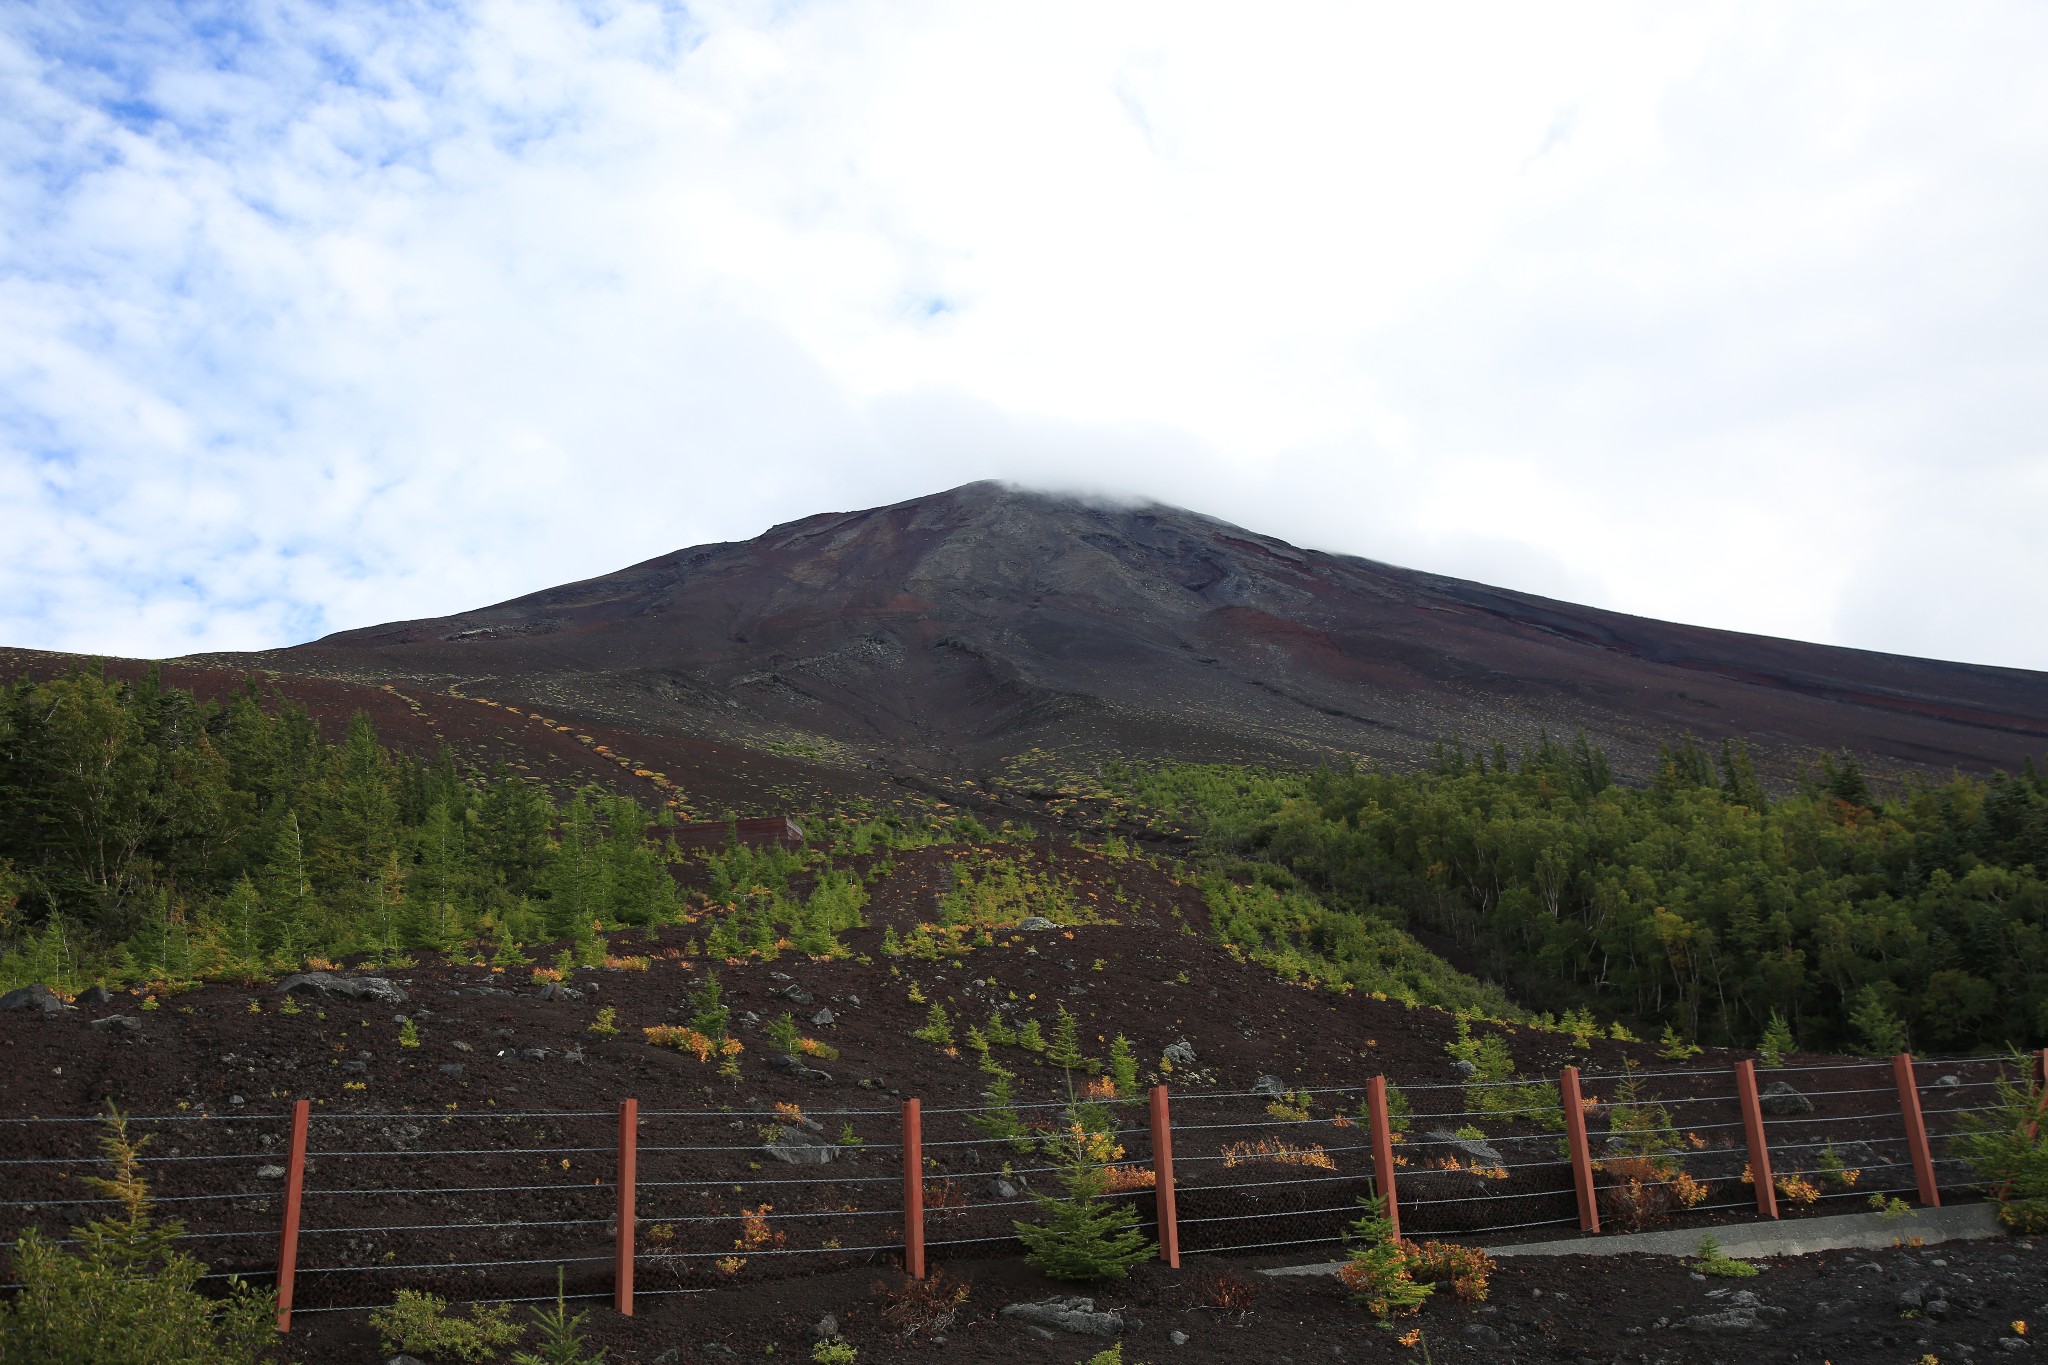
left=1599, top=1155, right=1708, bottom=1231
left=511, top=1267, right=605, bottom=1365
left=1950, top=1053, right=2048, bottom=1232
left=1404, top=1238, right=1495, bottom=1302
left=875, top=1266, right=969, bottom=1340
left=0, top=1108, right=278, bottom=1365
left=1107, top=1035, right=1139, bottom=1097
left=1336, top=1196, right=1430, bottom=1319
left=1046, top=1005, right=1090, bottom=1071
left=1848, top=986, right=1908, bottom=1055
left=1689, top=1235, right=1759, bottom=1279
left=1656, top=1025, right=1702, bottom=1061
left=371, top=1290, right=523, bottom=1363
left=1017, top=1018, right=1047, bottom=1051
left=767, top=1011, right=801, bottom=1055
left=811, top=1340, right=858, bottom=1365
left=1079, top=1346, right=1143, bottom=1365
left=912, top=1002, right=955, bottom=1047
left=688, top=968, right=731, bottom=1039
left=644, top=1024, right=743, bottom=1064
left=1013, top=1094, right=1154, bottom=1281
left=1190, top=1266, right=1260, bottom=1311
left=1757, top=1010, right=1794, bottom=1067
left=587, top=1005, right=619, bottom=1039
left=1445, top=1014, right=1514, bottom=1081
left=1817, top=1143, right=1859, bottom=1189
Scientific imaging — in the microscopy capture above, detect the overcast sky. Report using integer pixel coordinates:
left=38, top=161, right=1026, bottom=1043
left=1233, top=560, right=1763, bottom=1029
left=4, top=2, right=2045, bottom=671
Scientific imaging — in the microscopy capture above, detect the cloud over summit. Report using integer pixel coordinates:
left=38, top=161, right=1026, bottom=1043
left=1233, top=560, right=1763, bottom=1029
left=3, top=2, right=2045, bottom=668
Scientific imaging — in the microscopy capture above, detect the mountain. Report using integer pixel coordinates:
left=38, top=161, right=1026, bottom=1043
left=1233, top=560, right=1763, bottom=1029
left=199, top=480, right=2048, bottom=781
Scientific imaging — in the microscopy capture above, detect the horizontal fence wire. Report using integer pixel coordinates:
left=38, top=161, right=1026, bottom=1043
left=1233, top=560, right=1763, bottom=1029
left=2, top=1051, right=2019, bottom=1314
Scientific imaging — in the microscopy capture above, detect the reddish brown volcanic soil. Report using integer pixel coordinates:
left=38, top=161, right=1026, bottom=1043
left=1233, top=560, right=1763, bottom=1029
left=179, top=481, right=2048, bottom=784
left=3, top=842, right=2034, bottom=1363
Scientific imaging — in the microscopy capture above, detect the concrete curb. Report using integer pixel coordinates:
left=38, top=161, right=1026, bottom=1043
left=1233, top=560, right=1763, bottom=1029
left=1259, top=1203, right=2004, bottom=1278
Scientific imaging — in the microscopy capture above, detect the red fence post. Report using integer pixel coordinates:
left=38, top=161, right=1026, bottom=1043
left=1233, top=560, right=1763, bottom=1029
left=1559, top=1067, right=1600, bottom=1234
left=616, top=1098, right=637, bottom=1316
left=902, top=1098, right=925, bottom=1280
left=1734, top=1060, right=1779, bottom=1220
left=274, top=1099, right=310, bottom=1333
left=1365, top=1074, right=1400, bottom=1239
left=1893, top=1053, right=1942, bottom=1208
left=1149, top=1084, right=1179, bottom=1268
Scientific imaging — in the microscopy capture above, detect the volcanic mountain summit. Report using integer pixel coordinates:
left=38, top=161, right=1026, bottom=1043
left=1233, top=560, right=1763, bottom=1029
left=222, top=481, right=2047, bottom=780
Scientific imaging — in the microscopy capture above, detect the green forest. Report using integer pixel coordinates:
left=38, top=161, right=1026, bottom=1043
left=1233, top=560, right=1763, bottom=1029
left=1111, top=735, right=2048, bottom=1055
left=0, top=667, right=686, bottom=990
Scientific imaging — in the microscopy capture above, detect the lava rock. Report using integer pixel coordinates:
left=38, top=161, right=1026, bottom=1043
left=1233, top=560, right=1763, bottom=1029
left=0, top=984, right=72, bottom=1014
left=438, top=1063, right=465, bottom=1075
left=76, top=985, right=115, bottom=1005
left=520, top=1048, right=550, bottom=1062
left=340, top=1060, right=370, bottom=1074
left=767, top=1052, right=831, bottom=1081
left=808, top=1315, right=840, bottom=1342
left=1015, top=916, right=1059, bottom=931
left=1450, top=1058, right=1478, bottom=1078
left=1163, top=1039, right=1199, bottom=1069
left=535, top=982, right=585, bottom=1003
left=1251, top=1075, right=1288, bottom=1098
left=811, top=1007, right=837, bottom=1028
left=985, top=1178, right=1022, bottom=1199
left=1684, top=1289, right=1786, bottom=1330
left=763, top=1125, right=838, bottom=1165
left=775, top=984, right=816, bottom=1006
left=257, top=1164, right=288, bottom=1180
left=278, top=972, right=408, bottom=1006
left=1759, top=1081, right=1813, bottom=1116
left=1426, top=1128, right=1506, bottom=1167
left=1170, top=1330, right=1190, bottom=1346
left=1463, top=1324, right=1502, bottom=1345
left=89, top=1015, right=142, bottom=1036
left=1000, top=1297, right=1124, bottom=1338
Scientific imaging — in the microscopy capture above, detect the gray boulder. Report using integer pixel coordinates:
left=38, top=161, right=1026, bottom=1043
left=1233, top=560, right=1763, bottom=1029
left=1759, top=1081, right=1813, bottom=1116
left=775, top=983, right=815, bottom=1006
left=1425, top=1128, right=1505, bottom=1167
left=1015, top=916, right=1059, bottom=932
left=535, top=982, right=584, bottom=1002
left=810, top=1007, right=837, bottom=1028
left=768, top=1052, right=832, bottom=1081
left=278, top=972, right=408, bottom=1006
left=76, top=985, right=115, bottom=1005
left=1250, top=1075, right=1288, bottom=1098
left=0, top=985, right=72, bottom=1014
left=1683, top=1290, right=1786, bottom=1331
left=1000, top=1297, right=1123, bottom=1338
left=89, top=1015, right=142, bottom=1036
left=763, top=1125, right=838, bottom=1165
left=1163, top=1039, right=1199, bottom=1069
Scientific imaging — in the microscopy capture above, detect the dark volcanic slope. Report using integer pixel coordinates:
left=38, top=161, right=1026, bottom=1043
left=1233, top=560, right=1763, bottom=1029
left=194, top=481, right=2048, bottom=780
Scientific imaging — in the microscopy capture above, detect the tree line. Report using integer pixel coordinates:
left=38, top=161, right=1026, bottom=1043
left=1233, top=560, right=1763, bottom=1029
left=0, top=666, right=682, bottom=990
left=1111, top=734, right=2048, bottom=1055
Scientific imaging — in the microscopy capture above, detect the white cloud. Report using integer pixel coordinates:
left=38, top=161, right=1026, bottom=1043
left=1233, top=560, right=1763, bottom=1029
left=0, top=0, right=2044, bottom=669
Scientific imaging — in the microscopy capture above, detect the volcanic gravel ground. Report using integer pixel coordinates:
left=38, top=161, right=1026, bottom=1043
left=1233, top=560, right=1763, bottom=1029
left=2, top=842, right=2025, bottom=1364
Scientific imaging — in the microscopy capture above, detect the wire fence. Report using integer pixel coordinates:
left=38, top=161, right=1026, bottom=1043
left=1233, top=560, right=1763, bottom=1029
left=0, top=1049, right=2035, bottom=1322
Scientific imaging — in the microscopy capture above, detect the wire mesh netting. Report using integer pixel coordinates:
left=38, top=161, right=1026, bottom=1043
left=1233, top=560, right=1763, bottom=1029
left=0, top=1051, right=2034, bottom=1306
